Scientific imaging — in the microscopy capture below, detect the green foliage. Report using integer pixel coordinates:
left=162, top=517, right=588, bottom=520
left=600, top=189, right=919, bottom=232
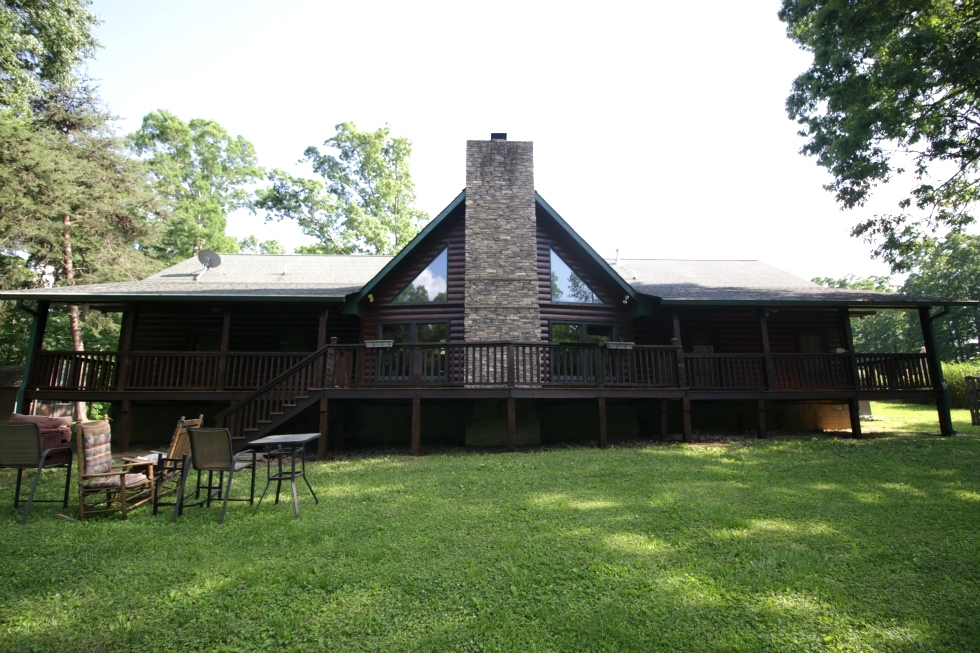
left=812, top=275, right=921, bottom=353
left=128, top=110, right=264, bottom=261
left=0, top=87, right=162, bottom=287
left=780, top=0, right=980, bottom=271
left=237, top=235, right=284, bottom=255
left=1, top=421, right=980, bottom=651
left=0, top=0, right=99, bottom=115
left=903, top=234, right=980, bottom=361
left=255, top=123, right=428, bottom=255
left=940, top=360, right=980, bottom=409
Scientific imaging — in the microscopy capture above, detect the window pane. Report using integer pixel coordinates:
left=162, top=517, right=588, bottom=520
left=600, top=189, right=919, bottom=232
left=552, top=323, right=581, bottom=343
left=380, top=324, right=411, bottom=344
left=416, top=323, right=447, bottom=343
left=393, top=248, right=448, bottom=303
left=586, top=324, right=615, bottom=345
left=550, top=249, right=602, bottom=304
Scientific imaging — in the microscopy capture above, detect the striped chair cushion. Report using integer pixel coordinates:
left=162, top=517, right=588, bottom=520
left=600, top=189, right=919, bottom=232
left=83, top=429, right=112, bottom=475
left=84, top=473, right=149, bottom=489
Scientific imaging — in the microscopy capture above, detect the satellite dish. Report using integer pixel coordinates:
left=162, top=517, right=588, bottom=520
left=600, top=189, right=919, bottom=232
left=198, top=250, right=222, bottom=269
left=194, top=250, right=222, bottom=281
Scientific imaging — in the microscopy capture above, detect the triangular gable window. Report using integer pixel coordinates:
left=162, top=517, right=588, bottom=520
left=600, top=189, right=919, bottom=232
left=393, top=248, right=448, bottom=303
left=550, top=249, right=603, bottom=304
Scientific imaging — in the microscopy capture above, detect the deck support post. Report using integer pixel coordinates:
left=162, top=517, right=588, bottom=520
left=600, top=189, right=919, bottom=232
left=919, top=307, right=955, bottom=436
left=756, top=399, right=766, bottom=438
left=598, top=397, right=608, bottom=448
left=317, top=397, right=329, bottom=459
left=659, top=399, right=669, bottom=439
left=507, top=397, right=516, bottom=451
left=119, top=399, right=133, bottom=452
left=411, top=397, right=421, bottom=456
left=847, top=398, right=863, bottom=438
left=682, top=397, right=692, bottom=442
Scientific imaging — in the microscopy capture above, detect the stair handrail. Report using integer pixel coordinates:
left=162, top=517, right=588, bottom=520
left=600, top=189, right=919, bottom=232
left=214, top=343, right=339, bottom=434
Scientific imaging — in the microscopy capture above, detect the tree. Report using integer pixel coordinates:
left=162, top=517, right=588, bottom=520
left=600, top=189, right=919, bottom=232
left=780, top=0, right=980, bottom=271
left=128, top=110, right=263, bottom=261
left=238, top=235, right=284, bottom=255
left=255, top=122, right=428, bottom=255
left=902, top=234, right=980, bottom=361
left=0, top=85, right=162, bottom=417
left=0, top=0, right=99, bottom=115
left=812, top=275, right=920, bottom=354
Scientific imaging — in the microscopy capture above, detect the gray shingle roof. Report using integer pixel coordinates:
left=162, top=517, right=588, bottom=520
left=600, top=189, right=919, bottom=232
left=0, top=254, right=969, bottom=307
left=0, top=255, right=391, bottom=302
left=608, top=259, right=965, bottom=306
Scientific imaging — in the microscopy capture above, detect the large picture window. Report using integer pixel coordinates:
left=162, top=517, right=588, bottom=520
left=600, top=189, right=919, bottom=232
left=377, top=323, right=449, bottom=382
left=379, top=323, right=448, bottom=343
left=551, top=322, right=616, bottom=344
left=393, top=248, right=448, bottom=303
left=550, top=249, right=603, bottom=304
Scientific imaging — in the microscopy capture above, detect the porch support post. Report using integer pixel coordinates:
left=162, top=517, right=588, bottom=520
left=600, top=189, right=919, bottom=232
left=839, top=307, right=861, bottom=391
left=758, top=308, right=774, bottom=390
left=120, top=399, right=133, bottom=452
left=919, top=307, right=955, bottom=436
left=847, top=398, right=863, bottom=438
left=317, top=305, right=329, bottom=349
left=15, top=300, right=48, bottom=414
left=507, top=397, right=516, bottom=451
left=215, top=307, right=231, bottom=391
left=659, top=399, right=669, bottom=438
left=317, top=397, right=329, bottom=459
left=115, top=307, right=135, bottom=392
left=598, top=397, right=608, bottom=448
left=672, top=310, right=687, bottom=387
left=682, top=397, right=692, bottom=442
left=756, top=399, right=766, bottom=438
left=411, top=397, right=421, bottom=456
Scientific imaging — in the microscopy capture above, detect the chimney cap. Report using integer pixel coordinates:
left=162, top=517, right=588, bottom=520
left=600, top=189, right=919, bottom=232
left=490, top=133, right=507, bottom=141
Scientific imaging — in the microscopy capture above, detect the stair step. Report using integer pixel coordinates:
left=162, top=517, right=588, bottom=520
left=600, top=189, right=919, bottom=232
left=270, top=411, right=284, bottom=417
left=257, top=420, right=271, bottom=425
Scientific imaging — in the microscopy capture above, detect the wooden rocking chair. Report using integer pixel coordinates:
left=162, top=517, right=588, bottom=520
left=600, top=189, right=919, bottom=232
left=76, top=420, right=154, bottom=519
left=125, top=415, right=205, bottom=515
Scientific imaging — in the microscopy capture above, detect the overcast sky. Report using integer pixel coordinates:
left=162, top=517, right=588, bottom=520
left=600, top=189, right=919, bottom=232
left=86, top=0, right=907, bottom=282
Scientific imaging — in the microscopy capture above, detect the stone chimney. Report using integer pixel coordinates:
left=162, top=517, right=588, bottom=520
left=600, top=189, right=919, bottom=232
left=464, top=136, right=540, bottom=342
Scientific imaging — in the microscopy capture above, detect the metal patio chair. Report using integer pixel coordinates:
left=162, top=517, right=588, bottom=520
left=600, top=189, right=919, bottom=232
left=0, top=421, right=73, bottom=524
left=173, top=427, right=256, bottom=524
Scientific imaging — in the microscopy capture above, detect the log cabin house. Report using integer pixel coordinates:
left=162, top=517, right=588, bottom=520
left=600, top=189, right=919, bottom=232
left=2, top=135, right=971, bottom=456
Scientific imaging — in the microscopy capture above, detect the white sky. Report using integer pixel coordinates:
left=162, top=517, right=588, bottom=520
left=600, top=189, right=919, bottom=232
left=86, top=0, right=908, bottom=282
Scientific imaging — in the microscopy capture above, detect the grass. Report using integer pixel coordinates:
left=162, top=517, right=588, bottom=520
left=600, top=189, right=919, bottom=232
left=0, top=402, right=979, bottom=652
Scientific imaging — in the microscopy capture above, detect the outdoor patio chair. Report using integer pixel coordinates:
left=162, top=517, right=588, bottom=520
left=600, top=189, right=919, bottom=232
left=173, top=427, right=256, bottom=524
left=0, top=421, right=73, bottom=524
left=76, top=420, right=154, bottom=519
left=124, top=415, right=204, bottom=515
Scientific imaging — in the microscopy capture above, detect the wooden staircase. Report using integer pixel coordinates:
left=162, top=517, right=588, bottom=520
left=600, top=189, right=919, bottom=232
left=215, top=344, right=335, bottom=442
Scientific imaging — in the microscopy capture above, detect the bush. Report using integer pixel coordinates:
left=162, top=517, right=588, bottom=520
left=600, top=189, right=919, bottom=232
left=942, top=361, right=980, bottom=409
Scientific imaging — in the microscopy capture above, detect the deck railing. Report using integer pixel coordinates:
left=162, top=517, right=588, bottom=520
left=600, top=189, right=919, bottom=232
left=28, top=347, right=934, bottom=394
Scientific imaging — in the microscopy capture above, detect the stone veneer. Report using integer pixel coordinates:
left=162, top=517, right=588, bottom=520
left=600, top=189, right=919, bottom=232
left=464, top=139, right=541, bottom=342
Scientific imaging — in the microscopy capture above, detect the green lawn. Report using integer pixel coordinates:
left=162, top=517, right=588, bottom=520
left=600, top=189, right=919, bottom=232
left=1, top=402, right=978, bottom=652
